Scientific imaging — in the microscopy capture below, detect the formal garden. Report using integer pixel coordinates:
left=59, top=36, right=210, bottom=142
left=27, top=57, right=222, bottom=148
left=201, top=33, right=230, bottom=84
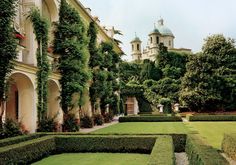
left=1, top=0, right=236, bottom=165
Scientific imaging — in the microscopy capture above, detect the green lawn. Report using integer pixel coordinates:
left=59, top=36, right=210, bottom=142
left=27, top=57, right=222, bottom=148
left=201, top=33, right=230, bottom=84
left=93, top=122, right=189, bottom=134
left=33, top=153, right=149, bottom=165
left=186, top=122, right=236, bottom=149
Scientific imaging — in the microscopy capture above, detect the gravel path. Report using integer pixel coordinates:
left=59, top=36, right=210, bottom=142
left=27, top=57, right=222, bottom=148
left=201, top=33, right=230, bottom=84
left=175, top=152, right=189, bottom=165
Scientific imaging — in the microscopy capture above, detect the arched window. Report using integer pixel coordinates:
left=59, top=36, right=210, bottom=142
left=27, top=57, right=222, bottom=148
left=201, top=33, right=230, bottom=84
left=169, top=40, right=171, bottom=46
left=137, top=44, right=140, bottom=51
left=132, top=44, right=134, bottom=51
left=150, top=37, right=153, bottom=44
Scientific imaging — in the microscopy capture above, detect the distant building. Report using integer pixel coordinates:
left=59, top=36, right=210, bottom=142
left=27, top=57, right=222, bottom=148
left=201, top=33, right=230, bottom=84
left=131, top=18, right=191, bottom=61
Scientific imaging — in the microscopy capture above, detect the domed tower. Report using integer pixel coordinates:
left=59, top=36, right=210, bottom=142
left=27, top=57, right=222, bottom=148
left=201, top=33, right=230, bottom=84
left=148, top=25, right=161, bottom=57
left=157, top=18, right=175, bottom=49
left=130, top=34, right=142, bottom=61
left=149, top=25, right=161, bottom=48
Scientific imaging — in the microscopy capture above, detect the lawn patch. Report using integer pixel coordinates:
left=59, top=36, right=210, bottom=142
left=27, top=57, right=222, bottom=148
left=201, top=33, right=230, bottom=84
left=32, top=153, right=150, bottom=165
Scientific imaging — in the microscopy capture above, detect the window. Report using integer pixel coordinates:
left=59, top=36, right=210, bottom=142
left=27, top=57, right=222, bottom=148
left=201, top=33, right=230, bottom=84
left=150, top=37, right=153, bottom=44
left=137, top=44, right=140, bottom=51
left=169, top=40, right=171, bottom=46
left=132, top=44, right=134, bottom=51
left=156, top=37, right=159, bottom=44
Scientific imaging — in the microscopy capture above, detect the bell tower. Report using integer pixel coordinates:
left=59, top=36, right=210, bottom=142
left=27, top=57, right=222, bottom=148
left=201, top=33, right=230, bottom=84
left=130, top=33, right=142, bottom=61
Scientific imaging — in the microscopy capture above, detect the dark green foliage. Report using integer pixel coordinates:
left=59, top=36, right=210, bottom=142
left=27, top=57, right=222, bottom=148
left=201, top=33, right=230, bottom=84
left=0, top=0, right=18, bottom=127
left=99, top=42, right=121, bottom=114
left=119, top=62, right=142, bottom=84
left=0, top=134, right=45, bottom=147
left=148, top=136, right=175, bottom=165
left=118, top=116, right=182, bottom=122
left=140, top=60, right=162, bottom=81
left=180, top=34, right=236, bottom=112
left=136, top=97, right=153, bottom=112
left=93, top=114, right=104, bottom=125
left=185, top=135, right=229, bottom=165
left=28, top=8, right=50, bottom=122
left=0, top=136, right=56, bottom=164
left=54, top=0, right=90, bottom=114
left=62, top=114, right=80, bottom=132
left=37, top=118, right=56, bottom=132
left=0, top=119, right=22, bottom=139
left=143, top=78, right=180, bottom=105
left=222, top=133, right=236, bottom=160
left=159, top=98, right=172, bottom=114
left=188, top=115, right=236, bottom=121
left=88, top=21, right=103, bottom=68
left=55, top=135, right=156, bottom=153
left=80, top=115, right=94, bottom=128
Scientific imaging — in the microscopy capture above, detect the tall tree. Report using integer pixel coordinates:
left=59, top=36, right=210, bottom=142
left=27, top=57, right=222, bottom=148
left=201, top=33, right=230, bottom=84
left=180, top=34, right=236, bottom=111
left=0, top=0, right=18, bottom=128
left=54, top=0, right=90, bottom=130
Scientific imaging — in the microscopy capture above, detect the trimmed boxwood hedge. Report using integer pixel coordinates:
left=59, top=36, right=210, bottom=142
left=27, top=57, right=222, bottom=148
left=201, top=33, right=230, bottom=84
left=188, top=115, right=236, bottom=121
left=0, top=134, right=46, bottom=147
left=185, top=135, right=229, bottom=165
left=148, top=136, right=175, bottom=165
left=119, top=116, right=182, bottom=122
left=0, top=136, right=56, bottom=164
left=222, top=133, right=236, bottom=160
left=55, top=135, right=156, bottom=153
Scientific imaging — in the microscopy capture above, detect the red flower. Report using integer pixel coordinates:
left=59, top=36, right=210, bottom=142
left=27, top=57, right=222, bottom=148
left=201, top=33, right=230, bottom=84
left=15, top=33, right=25, bottom=40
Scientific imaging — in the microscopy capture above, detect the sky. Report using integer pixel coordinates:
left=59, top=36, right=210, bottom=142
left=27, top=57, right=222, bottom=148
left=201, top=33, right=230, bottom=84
left=80, top=0, right=236, bottom=61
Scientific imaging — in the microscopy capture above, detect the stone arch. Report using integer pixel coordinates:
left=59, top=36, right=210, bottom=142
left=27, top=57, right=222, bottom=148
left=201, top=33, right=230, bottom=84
left=6, top=72, right=36, bottom=132
left=47, top=79, right=63, bottom=124
left=42, top=0, right=58, bottom=23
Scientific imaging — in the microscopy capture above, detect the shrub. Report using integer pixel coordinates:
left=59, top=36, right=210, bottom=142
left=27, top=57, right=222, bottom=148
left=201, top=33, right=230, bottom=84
left=119, top=116, right=182, bottom=122
left=62, top=114, right=80, bottom=132
left=55, top=135, right=156, bottom=153
left=148, top=136, right=175, bottom=165
left=159, top=98, right=172, bottom=114
left=188, top=115, right=236, bottom=121
left=222, top=133, right=236, bottom=160
left=80, top=115, right=94, bottom=128
left=0, top=136, right=56, bottom=164
left=103, top=113, right=113, bottom=123
left=37, top=118, right=56, bottom=132
left=93, top=114, right=104, bottom=125
left=0, top=119, right=22, bottom=139
left=185, top=135, right=229, bottom=165
left=0, top=134, right=45, bottom=147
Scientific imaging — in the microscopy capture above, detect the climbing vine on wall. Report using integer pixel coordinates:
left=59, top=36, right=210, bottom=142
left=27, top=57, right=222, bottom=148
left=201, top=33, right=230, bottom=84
left=28, top=8, right=50, bottom=122
left=54, top=0, right=90, bottom=115
left=87, top=21, right=105, bottom=113
left=0, top=0, right=18, bottom=127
